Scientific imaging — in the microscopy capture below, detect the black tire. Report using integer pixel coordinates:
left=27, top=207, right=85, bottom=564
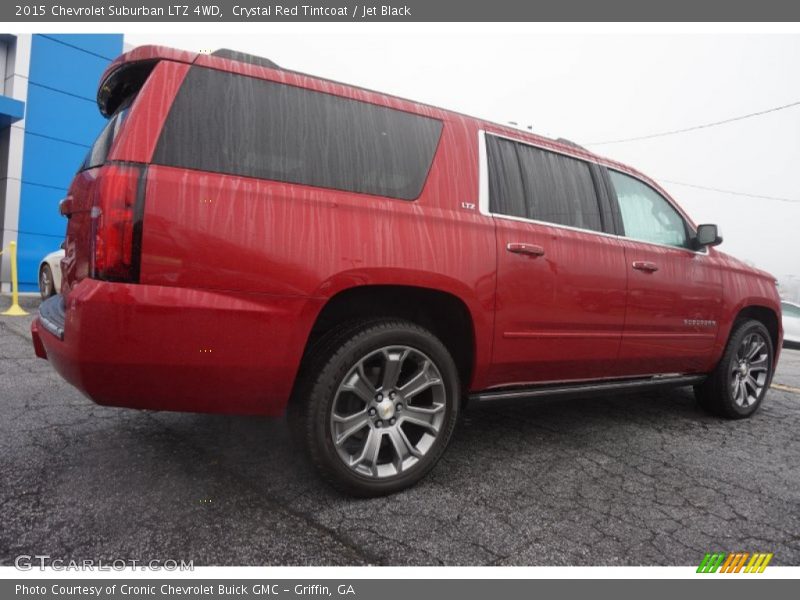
left=287, top=319, right=385, bottom=449
left=291, top=319, right=461, bottom=497
left=39, top=264, right=54, bottom=299
left=694, top=319, right=774, bottom=419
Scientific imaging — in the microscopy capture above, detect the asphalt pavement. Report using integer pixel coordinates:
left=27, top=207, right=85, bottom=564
left=1, top=298, right=799, bottom=566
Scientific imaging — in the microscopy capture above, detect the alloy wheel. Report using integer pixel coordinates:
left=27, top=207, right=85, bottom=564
left=329, top=345, right=447, bottom=479
left=730, top=331, right=770, bottom=407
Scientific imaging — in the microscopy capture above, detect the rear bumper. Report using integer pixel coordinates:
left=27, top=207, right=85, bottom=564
left=37, top=294, right=66, bottom=341
left=31, top=279, right=322, bottom=415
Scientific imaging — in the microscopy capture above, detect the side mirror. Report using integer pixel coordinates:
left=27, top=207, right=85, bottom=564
left=693, top=223, right=723, bottom=249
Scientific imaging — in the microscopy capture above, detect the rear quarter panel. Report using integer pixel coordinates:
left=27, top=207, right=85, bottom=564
left=121, top=64, right=497, bottom=390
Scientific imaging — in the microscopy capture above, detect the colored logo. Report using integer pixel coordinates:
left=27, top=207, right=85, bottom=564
left=697, top=552, right=773, bottom=573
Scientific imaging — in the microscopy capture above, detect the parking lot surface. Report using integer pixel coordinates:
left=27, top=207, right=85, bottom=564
left=1, top=303, right=799, bottom=566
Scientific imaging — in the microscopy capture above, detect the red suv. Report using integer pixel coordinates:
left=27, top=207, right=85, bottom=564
left=32, top=46, right=783, bottom=496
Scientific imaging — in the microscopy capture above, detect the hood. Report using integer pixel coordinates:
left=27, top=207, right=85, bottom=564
left=715, top=249, right=777, bottom=283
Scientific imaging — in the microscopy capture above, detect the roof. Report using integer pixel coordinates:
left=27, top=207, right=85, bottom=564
left=97, top=45, right=689, bottom=224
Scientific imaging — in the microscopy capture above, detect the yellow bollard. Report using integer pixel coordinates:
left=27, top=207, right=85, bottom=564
left=2, top=241, right=29, bottom=316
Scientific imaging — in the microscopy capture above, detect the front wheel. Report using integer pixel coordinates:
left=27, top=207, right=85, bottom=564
left=694, top=319, right=774, bottom=419
left=294, top=320, right=461, bottom=496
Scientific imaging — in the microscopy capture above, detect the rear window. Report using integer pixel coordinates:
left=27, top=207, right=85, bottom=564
left=80, top=101, right=130, bottom=171
left=516, top=143, right=602, bottom=232
left=486, top=134, right=603, bottom=232
left=486, top=136, right=527, bottom=219
left=152, top=66, right=443, bottom=200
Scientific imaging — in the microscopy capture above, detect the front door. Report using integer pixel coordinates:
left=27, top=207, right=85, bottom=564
left=607, top=170, right=723, bottom=375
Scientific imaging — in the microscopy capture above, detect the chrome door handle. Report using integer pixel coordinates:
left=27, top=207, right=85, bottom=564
left=632, top=260, right=659, bottom=272
left=507, top=242, right=545, bottom=257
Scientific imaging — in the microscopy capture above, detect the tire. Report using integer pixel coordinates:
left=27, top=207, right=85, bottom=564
left=291, top=319, right=461, bottom=497
left=39, top=264, right=54, bottom=299
left=694, top=319, right=774, bottom=419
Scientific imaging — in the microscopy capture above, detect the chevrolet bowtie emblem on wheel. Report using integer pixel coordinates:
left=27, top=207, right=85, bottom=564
left=697, top=552, right=773, bottom=573
left=377, top=400, right=395, bottom=419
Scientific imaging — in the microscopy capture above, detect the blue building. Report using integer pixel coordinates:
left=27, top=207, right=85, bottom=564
left=0, top=34, right=123, bottom=292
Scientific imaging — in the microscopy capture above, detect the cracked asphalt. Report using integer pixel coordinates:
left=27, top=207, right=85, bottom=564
left=1, top=300, right=799, bottom=566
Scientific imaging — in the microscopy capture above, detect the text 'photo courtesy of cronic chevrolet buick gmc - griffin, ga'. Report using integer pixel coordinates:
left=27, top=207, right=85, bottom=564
left=31, top=46, right=783, bottom=496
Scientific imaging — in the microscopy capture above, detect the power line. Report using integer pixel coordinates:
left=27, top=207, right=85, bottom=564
left=659, top=179, right=800, bottom=203
left=586, top=100, right=800, bottom=145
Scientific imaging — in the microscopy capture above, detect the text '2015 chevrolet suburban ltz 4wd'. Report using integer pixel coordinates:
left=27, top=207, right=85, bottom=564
left=31, top=46, right=783, bottom=496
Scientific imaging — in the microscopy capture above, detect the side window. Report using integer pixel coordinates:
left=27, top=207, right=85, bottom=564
left=515, top=143, right=603, bottom=232
left=153, top=67, right=443, bottom=200
left=485, top=134, right=603, bottom=232
left=486, top=135, right=526, bottom=218
left=608, top=171, right=689, bottom=248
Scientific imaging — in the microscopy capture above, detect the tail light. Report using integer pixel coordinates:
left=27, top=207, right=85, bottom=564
left=91, top=165, right=144, bottom=282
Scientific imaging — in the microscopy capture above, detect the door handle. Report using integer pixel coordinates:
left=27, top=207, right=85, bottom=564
left=506, top=242, right=545, bottom=257
left=632, top=260, right=659, bottom=272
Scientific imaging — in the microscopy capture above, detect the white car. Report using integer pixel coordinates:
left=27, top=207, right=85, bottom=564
left=38, top=248, right=64, bottom=300
left=782, top=301, right=800, bottom=350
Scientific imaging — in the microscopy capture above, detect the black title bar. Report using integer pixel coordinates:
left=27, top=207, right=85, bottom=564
left=6, top=0, right=800, bottom=22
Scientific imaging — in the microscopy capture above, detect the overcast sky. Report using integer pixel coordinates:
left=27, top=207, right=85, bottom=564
left=127, top=32, right=800, bottom=281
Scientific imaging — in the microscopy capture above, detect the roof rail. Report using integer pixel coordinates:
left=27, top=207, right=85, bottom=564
left=211, top=48, right=281, bottom=70
left=555, top=137, right=588, bottom=151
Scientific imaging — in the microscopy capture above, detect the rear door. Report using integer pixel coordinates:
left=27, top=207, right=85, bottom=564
left=606, top=169, right=723, bottom=375
left=483, top=133, right=628, bottom=387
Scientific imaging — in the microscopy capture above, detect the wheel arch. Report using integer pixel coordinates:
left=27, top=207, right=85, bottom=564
left=301, top=283, right=482, bottom=393
left=734, top=304, right=781, bottom=355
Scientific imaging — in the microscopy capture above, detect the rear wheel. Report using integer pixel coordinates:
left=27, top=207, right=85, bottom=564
left=293, top=319, right=460, bottom=496
left=694, top=319, right=774, bottom=419
left=39, top=264, right=54, bottom=299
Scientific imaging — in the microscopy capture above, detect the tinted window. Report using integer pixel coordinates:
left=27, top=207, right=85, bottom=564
left=609, top=170, right=689, bottom=248
left=153, top=67, right=443, bottom=200
left=486, top=136, right=526, bottom=218
left=516, top=143, right=602, bottom=232
left=486, top=135, right=602, bottom=232
left=80, top=103, right=130, bottom=171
